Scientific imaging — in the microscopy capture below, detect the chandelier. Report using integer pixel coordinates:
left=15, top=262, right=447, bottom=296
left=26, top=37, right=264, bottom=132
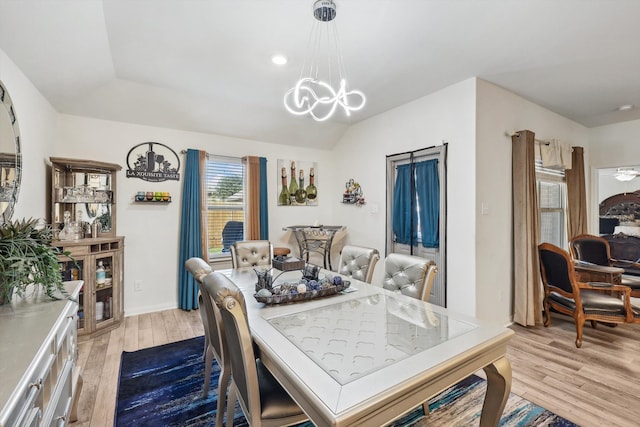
left=614, top=167, right=640, bottom=182
left=284, top=0, right=365, bottom=122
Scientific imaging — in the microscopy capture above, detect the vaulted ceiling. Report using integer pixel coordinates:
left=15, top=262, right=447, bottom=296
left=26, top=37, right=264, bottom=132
left=2, top=0, right=640, bottom=149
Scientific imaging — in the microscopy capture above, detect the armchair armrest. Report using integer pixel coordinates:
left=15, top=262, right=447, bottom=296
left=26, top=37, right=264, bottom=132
left=611, top=258, right=640, bottom=272
left=578, top=281, right=634, bottom=321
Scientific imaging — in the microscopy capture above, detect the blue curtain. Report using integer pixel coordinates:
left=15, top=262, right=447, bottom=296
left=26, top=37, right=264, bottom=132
left=178, top=149, right=202, bottom=310
left=415, top=159, right=439, bottom=247
left=392, top=164, right=414, bottom=245
left=259, top=157, right=269, bottom=240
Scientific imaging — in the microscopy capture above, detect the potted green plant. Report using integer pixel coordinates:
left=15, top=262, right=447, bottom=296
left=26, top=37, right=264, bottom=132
left=0, top=217, right=72, bottom=305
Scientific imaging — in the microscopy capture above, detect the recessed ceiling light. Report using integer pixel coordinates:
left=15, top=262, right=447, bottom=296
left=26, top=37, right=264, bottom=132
left=618, top=104, right=634, bottom=111
left=271, top=54, right=288, bottom=66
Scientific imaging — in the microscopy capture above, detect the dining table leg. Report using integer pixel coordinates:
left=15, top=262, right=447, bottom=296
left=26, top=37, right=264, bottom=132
left=479, top=356, right=512, bottom=427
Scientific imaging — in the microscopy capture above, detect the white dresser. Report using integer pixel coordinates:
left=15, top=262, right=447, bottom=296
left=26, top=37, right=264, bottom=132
left=0, top=281, right=83, bottom=427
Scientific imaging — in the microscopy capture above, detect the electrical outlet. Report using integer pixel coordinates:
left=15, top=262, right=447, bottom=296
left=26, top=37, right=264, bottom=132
left=134, top=280, right=142, bottom=292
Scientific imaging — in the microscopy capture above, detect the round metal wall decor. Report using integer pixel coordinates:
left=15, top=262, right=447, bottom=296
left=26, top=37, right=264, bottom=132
left=126, top=142, right=180, bottom=182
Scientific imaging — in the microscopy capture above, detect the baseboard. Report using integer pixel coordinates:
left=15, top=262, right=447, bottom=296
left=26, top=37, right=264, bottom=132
left=124, top=303, right=180, bottom=317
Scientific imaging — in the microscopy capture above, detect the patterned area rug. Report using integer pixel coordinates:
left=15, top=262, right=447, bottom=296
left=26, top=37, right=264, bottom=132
left=115, top=336, right=578, bottom=427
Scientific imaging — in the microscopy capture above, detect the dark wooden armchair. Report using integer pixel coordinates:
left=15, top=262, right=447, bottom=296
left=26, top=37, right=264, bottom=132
left=569, top=233, right=640, bottom=297
left=538, top=243, right=640, bottom=348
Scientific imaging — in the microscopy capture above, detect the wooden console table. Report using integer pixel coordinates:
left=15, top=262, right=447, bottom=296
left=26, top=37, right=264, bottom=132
left=283, top=225, right=345, bottom=270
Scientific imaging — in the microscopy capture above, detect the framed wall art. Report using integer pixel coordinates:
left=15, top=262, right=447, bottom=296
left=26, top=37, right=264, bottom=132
left=277, top=159, right=318, bottom=206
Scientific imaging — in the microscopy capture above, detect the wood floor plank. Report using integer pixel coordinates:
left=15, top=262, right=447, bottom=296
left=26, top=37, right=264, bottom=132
left=150, top=310, right=169, bottom=346
left=137, top=312, right=154, bottom=349
left=122, top=314, right=139, bottom=351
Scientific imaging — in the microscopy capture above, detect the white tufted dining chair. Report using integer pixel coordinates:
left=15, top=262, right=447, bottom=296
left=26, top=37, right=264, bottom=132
left=230, top=240, right=273, bottom=268
left=382, top=253, right=438, bottom=302
left=337, top=245, right=380, bottom=283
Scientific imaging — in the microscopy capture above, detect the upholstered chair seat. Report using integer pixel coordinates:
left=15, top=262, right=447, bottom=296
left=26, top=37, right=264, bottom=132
left=382, top=253, right=438, bottom=302
left=337, top=245, right=380, bottom=283
left=231, top=240, right=274, bottom=268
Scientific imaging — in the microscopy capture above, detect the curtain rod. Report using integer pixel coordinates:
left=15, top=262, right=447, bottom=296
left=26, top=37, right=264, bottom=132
left=505, top=132, right=552, bottom=146
left=180, top=150, right=240, bottom=161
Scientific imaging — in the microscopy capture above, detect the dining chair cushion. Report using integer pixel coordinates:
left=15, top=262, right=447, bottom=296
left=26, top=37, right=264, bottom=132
left=256, top=360, right=307, bottom=420
left=549, top=290, right=628, bottom=316
left=621, top=274, right=640, bottom=290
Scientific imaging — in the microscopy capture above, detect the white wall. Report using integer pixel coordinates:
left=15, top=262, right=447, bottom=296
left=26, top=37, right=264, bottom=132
left=331, top=79, right=478, bottom=317
left=0, top=48, right=58, bottom=220
left=475, top=79, right=589, bottom=324
left=56, top=115, right=333, bottom=315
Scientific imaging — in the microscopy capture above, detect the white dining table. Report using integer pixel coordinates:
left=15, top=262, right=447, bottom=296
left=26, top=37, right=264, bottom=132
left=219, top=267, right=514, bottom=427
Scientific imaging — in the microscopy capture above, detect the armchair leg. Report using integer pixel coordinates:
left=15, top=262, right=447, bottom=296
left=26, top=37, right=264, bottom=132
left=542, top=300, right=552, bottom=327
left=575, top=320, right=584, bottom=348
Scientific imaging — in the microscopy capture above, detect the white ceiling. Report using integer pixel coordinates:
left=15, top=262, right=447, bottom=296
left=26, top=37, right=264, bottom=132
left=2, top=0, right=640, bottom=150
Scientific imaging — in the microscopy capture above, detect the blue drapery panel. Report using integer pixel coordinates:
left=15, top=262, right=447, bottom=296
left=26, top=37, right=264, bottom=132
left=178, top=149, right=202, bottom=310
left=259, top=157, right=269, bottom=240
left=415, top=159, right=439, bottom=247
left=392, top=164, right=414, bottom=245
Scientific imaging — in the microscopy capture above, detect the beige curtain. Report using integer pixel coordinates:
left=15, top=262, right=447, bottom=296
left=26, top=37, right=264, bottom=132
left=198, top=151, right=208, bottom=258
left=243, top=156, right=261, bottom=240
left=512, top=130, right=543, bottom=326
left=566, top=146, right=588, bottom=239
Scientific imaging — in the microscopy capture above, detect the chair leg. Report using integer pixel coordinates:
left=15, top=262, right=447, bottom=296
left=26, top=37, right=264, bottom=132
left=422, top=401, right=430, bottom=416
left=215, top=361, right=231, bottom=427
left=226, top=381, right=237, bottom=427
left=203, top=334, right=209, bottom=359
left=543, top=300, right=552, bottom=326
left=575, top=320, right=584, bottom=348
left=202, top=347, right=213, bottom=398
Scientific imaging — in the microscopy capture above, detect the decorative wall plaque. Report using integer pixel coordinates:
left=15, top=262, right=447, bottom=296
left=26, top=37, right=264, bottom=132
left=126, top=142, right=180, bottom=182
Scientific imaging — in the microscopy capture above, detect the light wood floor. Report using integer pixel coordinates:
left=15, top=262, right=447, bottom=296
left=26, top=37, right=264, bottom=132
left=72, top=309, right=640, bottom=427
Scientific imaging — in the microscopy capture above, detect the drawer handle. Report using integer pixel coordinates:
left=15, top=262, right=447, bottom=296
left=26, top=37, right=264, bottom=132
left=29, top=378, right=43, bottom=389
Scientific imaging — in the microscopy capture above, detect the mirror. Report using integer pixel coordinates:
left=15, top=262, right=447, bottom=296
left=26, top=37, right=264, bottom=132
left=0, top=81, right=21, bottom=222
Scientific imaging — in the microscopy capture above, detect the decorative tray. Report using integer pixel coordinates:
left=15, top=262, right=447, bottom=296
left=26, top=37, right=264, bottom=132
left=254, top=280, right=351, bottom=305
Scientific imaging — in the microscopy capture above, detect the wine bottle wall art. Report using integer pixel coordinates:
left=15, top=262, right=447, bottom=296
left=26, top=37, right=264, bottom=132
left=276, top=159, right=318, bottom=206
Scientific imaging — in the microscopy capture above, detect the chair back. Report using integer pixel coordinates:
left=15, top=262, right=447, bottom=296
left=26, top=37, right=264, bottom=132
left=337, top=245, right=380, bottom=283
left=382, top=253, right=437, bottom=301
left=185, top=257, right=212, bottom=283
left=569, top=234, right=612, bottom=266
left=203, top=272, right=260, bottom=425
left=185, top=258, right=224, bottom=358
left=538, top=243, right=577, bottom=295
left=222, top=221, right=244, bottom=253
left=231, top=240, right=274, bottom=268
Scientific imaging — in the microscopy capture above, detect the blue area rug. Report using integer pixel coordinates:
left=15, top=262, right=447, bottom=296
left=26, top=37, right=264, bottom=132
left=115, top=336, right=578, bottom=427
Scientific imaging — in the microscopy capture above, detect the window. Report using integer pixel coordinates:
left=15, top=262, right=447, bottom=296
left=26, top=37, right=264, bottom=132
left=536, top=156, right=567, bottom=248
left=205, top=156, right=245, bottom=259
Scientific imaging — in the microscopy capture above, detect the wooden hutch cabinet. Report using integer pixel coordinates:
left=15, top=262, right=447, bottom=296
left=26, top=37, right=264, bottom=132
left=49, top=157, right=125, bottom=339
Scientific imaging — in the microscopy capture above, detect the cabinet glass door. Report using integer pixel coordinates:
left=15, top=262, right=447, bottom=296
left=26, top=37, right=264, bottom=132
left=95, top=254, right=115, bottom=329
